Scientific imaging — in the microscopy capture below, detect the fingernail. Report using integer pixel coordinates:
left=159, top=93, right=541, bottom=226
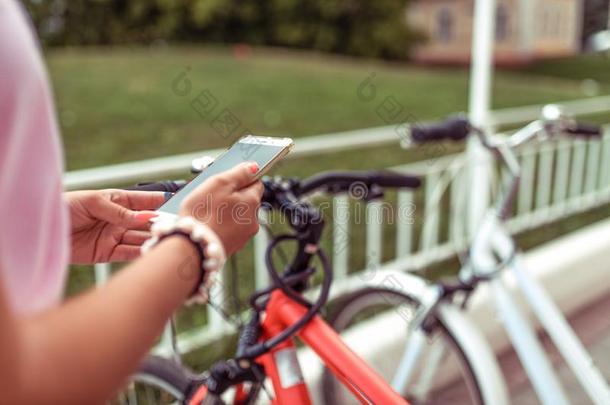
left=249, top=163, right=259, bottom=174
left=135, top=212, right=158, bottom=222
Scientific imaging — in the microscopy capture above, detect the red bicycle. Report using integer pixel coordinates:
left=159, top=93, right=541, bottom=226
left=117, top=170, right=421, bottom=405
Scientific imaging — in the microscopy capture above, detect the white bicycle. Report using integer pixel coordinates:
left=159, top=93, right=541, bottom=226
left=323, top=105, right=610, bottom=405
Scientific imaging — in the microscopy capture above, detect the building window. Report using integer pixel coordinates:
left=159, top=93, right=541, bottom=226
left=437, top=8, right=454, bottom=43
left=496, top=4, right=510, bottom=41
left=539, top=4, right=562, bottom=39
left=552, top=7, right=562, bottom=38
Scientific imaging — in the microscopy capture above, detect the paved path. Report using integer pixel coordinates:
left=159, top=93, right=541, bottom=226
left=501, top=293, right=610, bottom=404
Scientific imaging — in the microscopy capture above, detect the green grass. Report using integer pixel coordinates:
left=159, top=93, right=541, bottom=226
left=47, top=46, right=610, bottom=170
left=520, top=54, right=610, bottom=84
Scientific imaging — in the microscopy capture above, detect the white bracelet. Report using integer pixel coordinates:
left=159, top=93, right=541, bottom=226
left=141, top=216, right=226, bottom=305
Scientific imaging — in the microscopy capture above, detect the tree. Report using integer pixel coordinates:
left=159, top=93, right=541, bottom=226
left=23, top=0, right=422, bottom=60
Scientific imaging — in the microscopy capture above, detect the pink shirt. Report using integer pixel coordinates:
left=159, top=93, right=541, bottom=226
left=0, top=1, right=69, bottom=315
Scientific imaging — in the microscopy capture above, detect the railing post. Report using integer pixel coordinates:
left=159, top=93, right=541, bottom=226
left=366, top=201, right=383, bottom=269
left=396, top=190, right=414, bottom=258
left=254, top=210, right=270, bottom=289
left=568, top=139, right=587, bottom=200
left=420, top=172, right=441, bottom=255
left=518, top=147, right=536, bottom=216
left=449, top=163, right=468, bottom=246
left=207, top=266, right=228, bottom=332
left=94, top=263, right=111, bottom=286
left=584, top=139, right=601, bottom=200
left=535, top=143, right=554, bottom=211
left=598, top=132, right=610, bottom=197
left=333, top=195, right=350, bottom=279
left=553, top=139, right=571, bottom=207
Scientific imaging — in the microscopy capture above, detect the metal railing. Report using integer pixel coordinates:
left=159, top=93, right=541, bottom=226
left=65, top=97, right=610, bottom=355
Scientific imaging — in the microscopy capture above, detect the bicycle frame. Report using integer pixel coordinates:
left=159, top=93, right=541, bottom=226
left=188, top=289, right=407, bottom=405
left=260, top=289, right=407, bottom=404
left=471, top=215, right=610, bottom=405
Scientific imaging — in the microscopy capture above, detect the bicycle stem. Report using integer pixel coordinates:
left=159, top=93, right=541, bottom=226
left=472, top=120, right=543, bottom=222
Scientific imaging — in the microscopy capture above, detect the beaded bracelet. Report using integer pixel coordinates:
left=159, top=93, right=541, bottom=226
left=141, top=216, right=226, bottom=305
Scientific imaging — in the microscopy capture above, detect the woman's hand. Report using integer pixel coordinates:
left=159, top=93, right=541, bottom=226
left=66, top=190, right=165, bottom=263
left=180, top=162, right=263, bottom=256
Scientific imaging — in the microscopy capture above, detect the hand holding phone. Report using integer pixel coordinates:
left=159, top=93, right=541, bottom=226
left=179, top=162, right=264, bottom=256
left=158, top=135, right=293, bottom=217
left=157, top=135, right=293, bottom=255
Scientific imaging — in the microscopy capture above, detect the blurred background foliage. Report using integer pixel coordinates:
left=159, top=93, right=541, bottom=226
left=583, top=0, right=610, bottom=46
left=24, top=0, right=421, bottom=60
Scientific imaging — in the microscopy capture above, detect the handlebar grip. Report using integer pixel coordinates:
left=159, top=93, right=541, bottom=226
left=124, top=180, right=186, bottom=193
left=566, top=122, right=603, bottom=138
left=411, top=117, right=470, bottom=143
left=370, top=170, right=421, bottom=189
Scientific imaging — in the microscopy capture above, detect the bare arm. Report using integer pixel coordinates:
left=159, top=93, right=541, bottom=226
left=0, top=236, right=199, bottom=404
left=0, top=162, right=262, bottom=404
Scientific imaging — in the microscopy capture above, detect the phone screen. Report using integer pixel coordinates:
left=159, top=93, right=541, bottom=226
left=158, top=140, right=288, bottom=215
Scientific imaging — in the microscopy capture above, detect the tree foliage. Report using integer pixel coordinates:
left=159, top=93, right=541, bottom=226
left=23, top=0, right=421, bottom=60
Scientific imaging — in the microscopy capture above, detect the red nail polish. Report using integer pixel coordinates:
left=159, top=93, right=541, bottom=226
left=249, top=163, right=259, bottom=174
left=135, top=212, right=158, bottom=221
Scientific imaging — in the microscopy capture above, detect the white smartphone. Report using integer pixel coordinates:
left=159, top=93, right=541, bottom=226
left=156, top=135, right=294, bottom=217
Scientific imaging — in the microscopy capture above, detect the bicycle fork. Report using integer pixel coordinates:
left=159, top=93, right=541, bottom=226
left=491, top=277, right=569, bottom=405
left=479, top=216, right=609, bottom=404
left=472, top=215, right=568, bottom=405
left=390, top=286, right=444, bottom=398
left=510, top=255, right=610, bottom=405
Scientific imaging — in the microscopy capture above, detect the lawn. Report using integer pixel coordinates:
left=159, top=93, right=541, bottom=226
left=47, top=46, right=610, bottom=171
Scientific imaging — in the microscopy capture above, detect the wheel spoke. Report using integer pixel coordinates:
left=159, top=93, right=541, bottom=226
left=410, top=336, right=448, bottom=401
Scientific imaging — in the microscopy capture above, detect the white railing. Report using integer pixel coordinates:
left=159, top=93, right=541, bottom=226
left=65, top=97, right=610, bottom=355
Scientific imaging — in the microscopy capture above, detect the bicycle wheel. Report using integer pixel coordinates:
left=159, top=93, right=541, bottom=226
left=322, top=287, right=485, bottom=405
left=111, top=356, right=197, bottom=405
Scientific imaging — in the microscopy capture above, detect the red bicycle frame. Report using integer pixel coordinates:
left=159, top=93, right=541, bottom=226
left=189, top=289, right=407, bottom=404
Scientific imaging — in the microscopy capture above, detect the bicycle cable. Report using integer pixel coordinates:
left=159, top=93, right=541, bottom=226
left=206, top=221, right=294, bottom=332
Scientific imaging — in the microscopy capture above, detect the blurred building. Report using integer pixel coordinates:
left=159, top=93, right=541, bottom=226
left=408, top=0, right=584, bottom=65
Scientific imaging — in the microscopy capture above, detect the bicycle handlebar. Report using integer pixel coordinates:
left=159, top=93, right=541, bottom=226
left=127, top=170, right=421, bottom=202
left=410, top=116, right=602, bottom=144
left=296, top=170, right=421, bottom=196
left=565, top=121, right=603, bottom=137
left=410, top=117, right=470, bottom=143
